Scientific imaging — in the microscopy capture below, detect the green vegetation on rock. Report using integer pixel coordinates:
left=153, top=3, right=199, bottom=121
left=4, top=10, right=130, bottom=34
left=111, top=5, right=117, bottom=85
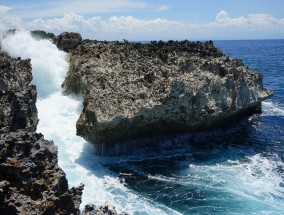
left=30, top=30, right=55, bottom=39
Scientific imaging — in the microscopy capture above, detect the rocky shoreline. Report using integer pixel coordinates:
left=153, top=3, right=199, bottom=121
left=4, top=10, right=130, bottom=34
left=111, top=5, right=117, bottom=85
left=57, top=32, right=273, bottom=155
left=0, top=31, right=274, bottom=213
left=0, top=40, right=126, bottom=214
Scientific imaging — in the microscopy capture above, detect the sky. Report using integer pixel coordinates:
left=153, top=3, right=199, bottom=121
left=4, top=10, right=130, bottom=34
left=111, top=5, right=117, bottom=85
left=0, top=0, right=284, bottom=40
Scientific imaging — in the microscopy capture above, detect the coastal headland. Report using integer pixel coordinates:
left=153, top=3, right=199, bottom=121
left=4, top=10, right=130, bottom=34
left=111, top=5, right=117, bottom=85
left=56, top=32, right=273, bottom=155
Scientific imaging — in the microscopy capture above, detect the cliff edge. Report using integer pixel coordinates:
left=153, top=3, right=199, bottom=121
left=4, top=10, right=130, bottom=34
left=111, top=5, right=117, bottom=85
left=0, top=46, right=85, bottom=214
left=58, top=33, right=273, bottom=154
left=0, top=43, right=126, bottom=214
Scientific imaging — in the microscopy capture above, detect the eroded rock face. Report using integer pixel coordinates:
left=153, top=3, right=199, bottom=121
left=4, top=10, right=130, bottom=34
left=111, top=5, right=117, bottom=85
left=0, top=129, right=84, bottom=215
left=0, top=46, right=128, bottom=214
left=0, top=50, right=83, bottom=214
left=61, top=36, right=273, bottom=151
left=0, top=52, right=38, bottom=131
left=53, top=32, right=82, bottom=52
left=82, top=202, right=128, bottom=215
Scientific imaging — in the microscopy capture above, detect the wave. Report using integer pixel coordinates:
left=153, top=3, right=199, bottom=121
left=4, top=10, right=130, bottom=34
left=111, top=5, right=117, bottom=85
left=1, top=31, right=181, bottom=215
left=144, top=153, right=284, bottom=214
left=262, top=101, right=284, bottom=116
left=2, top=31, right=284, bottom=215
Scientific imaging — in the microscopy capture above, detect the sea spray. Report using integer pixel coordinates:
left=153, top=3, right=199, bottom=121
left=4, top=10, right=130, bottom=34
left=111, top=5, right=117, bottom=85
left=1, top=31, right=67, bottom=97
left=262, top=101, right=284, bottom=116
left=2, top=32, right=284, bottom=215
left=1, top=31, right=181, bottom=214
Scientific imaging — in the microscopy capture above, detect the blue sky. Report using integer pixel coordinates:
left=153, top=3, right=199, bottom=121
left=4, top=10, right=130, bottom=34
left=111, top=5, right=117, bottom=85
left=1, top=0, right=284, bottom=40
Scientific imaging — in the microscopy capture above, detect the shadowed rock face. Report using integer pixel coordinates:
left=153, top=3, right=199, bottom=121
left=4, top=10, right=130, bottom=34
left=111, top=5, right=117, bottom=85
left=0, top=44, right=128, bottom=214
left=61, top=35, right=273, bottom=152
left=0, top=49, right=83, bottom=214
left=0, top=129, right=84, bottom=215
left=0, top=52, right=38, bottom=131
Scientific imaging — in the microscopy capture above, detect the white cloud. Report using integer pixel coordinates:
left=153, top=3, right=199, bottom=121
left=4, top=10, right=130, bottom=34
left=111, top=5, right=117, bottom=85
left=0, top=5, right=11, bottom=14
left=0, top=10, right=283, bottom=40
left=4, top=0, right=150, bottom=18
left=188, top=10, right=284, bottom=39
left=210, top=10, right=284, bottom=29
left=247, top=13, right=284, bottom=27
left=0, top=15, right=22, bottom=32
left=156, top=5, right=170, bottom=12
left=1, top=12, right=186, bottom=40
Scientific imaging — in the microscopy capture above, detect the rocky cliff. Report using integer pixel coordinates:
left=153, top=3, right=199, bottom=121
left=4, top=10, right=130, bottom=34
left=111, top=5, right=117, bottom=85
left=58, top=33, right=273, bottom=154
left=0, top=52, right=38, bottom=132
left=0, top=47, right=85, bottom=214
left=0, top=45, right=125, bottom=214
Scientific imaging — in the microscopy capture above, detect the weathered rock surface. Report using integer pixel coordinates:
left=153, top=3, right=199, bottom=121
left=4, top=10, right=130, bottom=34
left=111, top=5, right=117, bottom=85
left=0, top=129, right=84, bottom=215
left=0, top=48, right=127, bottom=214
left=0, top=51, right=38, bottom=131
left=82, top=202, right=128, bottom=215
left=53, top=32, right=82, bottom=52
left=61, top=34, right=273, bottom=151
left=0, top=49, right=83, bottom=214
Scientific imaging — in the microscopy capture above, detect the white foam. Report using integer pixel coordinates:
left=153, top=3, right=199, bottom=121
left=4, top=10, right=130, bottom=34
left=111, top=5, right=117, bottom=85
left=1, top=31, right=67, bottom=98
left=3, top=30, right=283, bottom=214
left=1, top=31, right=181, bottom=215
left=262, top=101, right=284, bottom=116
left=186, top=154, right=284, bottom=210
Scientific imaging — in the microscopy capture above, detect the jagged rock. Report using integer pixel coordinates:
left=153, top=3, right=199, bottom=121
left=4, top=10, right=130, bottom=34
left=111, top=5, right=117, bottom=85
left=60, top=35, right=273, bottom=153
left=53, top=32, right=82, bottom=52
left=0, top=43, right=127, bottom=214
left=0, top=49, right=84, bottom=214
left=82, top=202, right=129, bottom=215
left=0, top=51, right=38, bottom=131
left=0, top=129, right=84, bottom=215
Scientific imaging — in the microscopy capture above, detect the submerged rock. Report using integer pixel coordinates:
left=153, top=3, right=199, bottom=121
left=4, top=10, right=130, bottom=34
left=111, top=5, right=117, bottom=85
left=60, top=34, right=273, bottom=154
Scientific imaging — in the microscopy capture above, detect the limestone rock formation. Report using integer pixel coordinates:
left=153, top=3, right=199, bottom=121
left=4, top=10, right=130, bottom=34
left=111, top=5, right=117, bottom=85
left=82, top=202, right=128, bottom=215
left=0, top=52, right=38, bottom=131
left=61, top=35, right=273, bottom=152
left=0, top=45, right=127, bottom=214
left=53, top=32, right=82, bottom=52
left=0, top=129, right=84, bottom=215
left=0, top=49, right=83, bottom=214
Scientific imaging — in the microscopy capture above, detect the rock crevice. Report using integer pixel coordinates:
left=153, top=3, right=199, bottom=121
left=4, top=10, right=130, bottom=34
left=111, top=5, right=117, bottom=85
left=0, top=48, right=84, bottom=214
left=0, top=44, right=126, bottom=214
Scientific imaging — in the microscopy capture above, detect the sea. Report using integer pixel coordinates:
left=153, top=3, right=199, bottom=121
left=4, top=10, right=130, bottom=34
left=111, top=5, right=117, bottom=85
left=1, top=32, right=284, bottom=215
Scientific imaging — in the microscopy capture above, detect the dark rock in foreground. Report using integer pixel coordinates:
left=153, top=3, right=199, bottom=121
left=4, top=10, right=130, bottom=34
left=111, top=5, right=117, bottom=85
left=0, top=129, right=83, bottom=214
left=0, top=47, right=126, bottom=214
left=0, top=49, right=83, bottom=214
left=60, top=33, right=273, bottom=154
left=82, top=202, right=128, bottom=215
left=0, top=52, right=38, bottom=131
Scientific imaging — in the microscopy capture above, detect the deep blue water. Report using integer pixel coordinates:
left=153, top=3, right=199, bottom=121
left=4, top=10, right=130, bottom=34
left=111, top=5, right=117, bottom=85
left=95, top=40, right=284, bottom=214
left=4, top=33, right=283, bottom=215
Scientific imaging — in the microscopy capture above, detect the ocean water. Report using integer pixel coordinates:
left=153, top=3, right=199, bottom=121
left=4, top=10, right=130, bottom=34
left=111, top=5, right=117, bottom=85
left=1, top=32, right=284, bottom=214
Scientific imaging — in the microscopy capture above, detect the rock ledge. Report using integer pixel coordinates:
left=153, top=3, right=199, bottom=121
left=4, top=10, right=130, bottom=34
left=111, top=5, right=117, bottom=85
left=60, top=33, right=273, bottom=154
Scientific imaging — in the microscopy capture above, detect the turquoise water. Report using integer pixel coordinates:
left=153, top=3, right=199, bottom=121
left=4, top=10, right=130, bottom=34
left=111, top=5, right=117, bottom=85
left=2, top=33, right=284, bottom=214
